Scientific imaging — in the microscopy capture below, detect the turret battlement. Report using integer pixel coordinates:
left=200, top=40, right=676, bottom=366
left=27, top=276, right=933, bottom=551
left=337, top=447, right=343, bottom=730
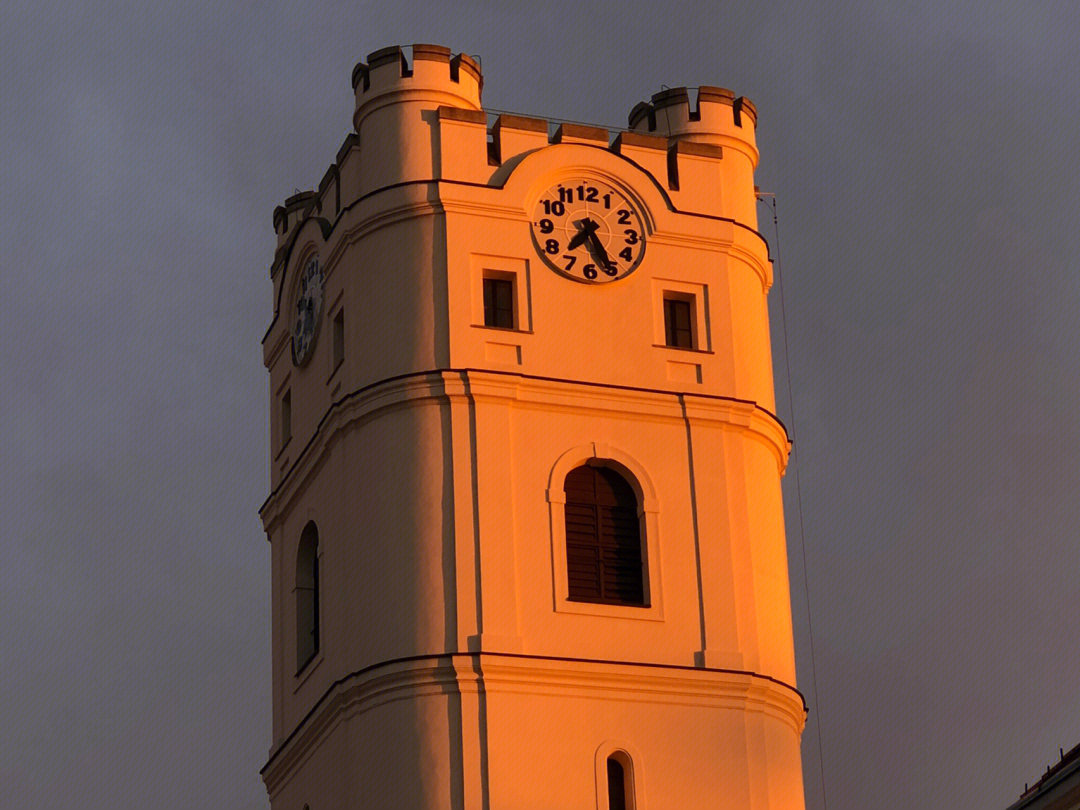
left=271, top=50, right=763, bottom=258
left=628, top=86, right=757, bottom=163
left=351, top=44, right=482, bottom=131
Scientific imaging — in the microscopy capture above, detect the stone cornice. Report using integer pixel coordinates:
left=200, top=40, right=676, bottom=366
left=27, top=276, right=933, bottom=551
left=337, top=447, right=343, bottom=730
left=260, top=652, right=806, bottom=797
left=259, top=370, right=790, bottom=532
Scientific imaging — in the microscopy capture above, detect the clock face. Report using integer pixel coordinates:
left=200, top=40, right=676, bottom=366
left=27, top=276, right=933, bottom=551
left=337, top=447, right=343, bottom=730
left=530, top=180, right=646, bottom=283
left=291, top=256, right=323, bottom=367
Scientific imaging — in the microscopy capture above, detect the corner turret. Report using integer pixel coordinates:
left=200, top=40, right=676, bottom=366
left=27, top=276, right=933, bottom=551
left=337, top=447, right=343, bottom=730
left=350, top=44, right=483, bottom=193
left=628, top=86, right=759, bottom=225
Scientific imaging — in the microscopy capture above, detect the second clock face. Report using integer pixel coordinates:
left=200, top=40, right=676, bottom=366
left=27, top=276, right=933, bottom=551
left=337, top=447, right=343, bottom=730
left=530, top=180, right=646, bottom=283
left=291, top=255, right=323, bottom=367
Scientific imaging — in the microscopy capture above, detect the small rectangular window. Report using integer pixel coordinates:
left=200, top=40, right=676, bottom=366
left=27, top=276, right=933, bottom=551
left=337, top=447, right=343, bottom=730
left=332, top=308, right=345, bottom=370
left=664, top=297, right=694, bottom=349
left=483, top=276, right=514, bottom=329
left=281, top=389, right=292, bottom=446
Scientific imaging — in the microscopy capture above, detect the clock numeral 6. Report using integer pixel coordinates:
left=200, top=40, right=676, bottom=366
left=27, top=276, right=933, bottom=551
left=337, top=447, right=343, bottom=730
left=583, top=263, right=598, bottom=280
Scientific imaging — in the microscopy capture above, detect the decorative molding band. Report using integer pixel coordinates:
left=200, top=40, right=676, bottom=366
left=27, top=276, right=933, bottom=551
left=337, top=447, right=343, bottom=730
left=259, top=370, right=789, bottom=530
left=261, top=651, right=805, bottom=796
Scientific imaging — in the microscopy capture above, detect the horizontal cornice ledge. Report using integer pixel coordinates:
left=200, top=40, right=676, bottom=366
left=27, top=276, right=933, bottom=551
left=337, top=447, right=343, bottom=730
left=681, top=393, right=791, bottom=472
left=261, top=370, right=789, bottom=530
left=261, top=652, right=805, bottom=795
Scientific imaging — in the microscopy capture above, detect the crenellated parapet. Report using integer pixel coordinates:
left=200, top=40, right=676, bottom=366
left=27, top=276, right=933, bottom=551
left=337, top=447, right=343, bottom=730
left=628, top=86, right=760, bottom=226
left=270, top=50, right=763, bottom=264
left=628, top=86, right=757, bottom=154
left=351, top=44, right=483, bottom=129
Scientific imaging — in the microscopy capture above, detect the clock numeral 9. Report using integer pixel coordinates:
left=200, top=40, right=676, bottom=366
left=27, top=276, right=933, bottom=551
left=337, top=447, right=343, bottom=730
left=538, top=218, right=554, bottom=234
left=545, top=239, right=560, bottom=254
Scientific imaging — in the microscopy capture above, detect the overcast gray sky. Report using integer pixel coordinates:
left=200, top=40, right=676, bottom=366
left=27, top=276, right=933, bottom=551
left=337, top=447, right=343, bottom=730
left=3, top=2, right=1078, bottom=808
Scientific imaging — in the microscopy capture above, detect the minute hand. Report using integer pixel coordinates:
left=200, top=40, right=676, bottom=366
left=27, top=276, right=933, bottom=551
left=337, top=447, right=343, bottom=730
left=585, top=231, right=613, bottom=269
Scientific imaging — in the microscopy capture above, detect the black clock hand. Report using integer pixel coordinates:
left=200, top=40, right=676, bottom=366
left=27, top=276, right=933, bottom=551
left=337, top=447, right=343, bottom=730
left=585, top=231, right=613, bottom=269
left=567, top=218, right=599, bottom=250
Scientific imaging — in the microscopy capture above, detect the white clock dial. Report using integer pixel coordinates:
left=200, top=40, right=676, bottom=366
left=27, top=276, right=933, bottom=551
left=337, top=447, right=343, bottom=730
left=530, top=180, right=646, bottom=283
left=291, top=256, right=324, bottom=367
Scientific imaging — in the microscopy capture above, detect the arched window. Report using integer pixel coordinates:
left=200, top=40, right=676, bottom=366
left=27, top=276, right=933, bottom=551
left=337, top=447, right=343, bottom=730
left=564, top=465, right=646, bottom=606
left=296, top=522, right=320, bottom=671
left=606, top=752, right=635, bottom=810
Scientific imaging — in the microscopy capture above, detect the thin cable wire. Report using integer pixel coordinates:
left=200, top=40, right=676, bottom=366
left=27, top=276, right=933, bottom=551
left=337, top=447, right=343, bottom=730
left=759, top=193, right=829, bottom=810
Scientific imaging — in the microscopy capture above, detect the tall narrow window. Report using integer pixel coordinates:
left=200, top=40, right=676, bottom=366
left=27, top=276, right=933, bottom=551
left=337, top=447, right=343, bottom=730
left=564, top=465, right=646, bottom=606
left=483, top=276, right=514, bottom=329
left=607, top=757, right=627, bottom=810
left=663, top=296, right=694, bottom=348
left=332, top=308, right=345, bottom=370
left=281, top=389, right=292, bottom=446
left=296, top=522, right=319, bottom=671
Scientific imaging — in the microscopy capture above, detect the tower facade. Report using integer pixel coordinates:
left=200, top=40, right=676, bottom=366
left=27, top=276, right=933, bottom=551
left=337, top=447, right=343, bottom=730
left=260, top=44, right=806, bottom=810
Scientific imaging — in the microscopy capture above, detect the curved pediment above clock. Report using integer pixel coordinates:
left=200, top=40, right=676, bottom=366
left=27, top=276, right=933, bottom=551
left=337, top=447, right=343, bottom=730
left=268, top=214, right=332, bottom=338
left=496, top=142, right=673, bottom=235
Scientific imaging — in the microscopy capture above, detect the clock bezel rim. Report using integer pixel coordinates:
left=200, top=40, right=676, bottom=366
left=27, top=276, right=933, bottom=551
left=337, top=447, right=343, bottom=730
left=290, top=252, right=324, bottom=368
left=529, top=175, right=648, bottom=285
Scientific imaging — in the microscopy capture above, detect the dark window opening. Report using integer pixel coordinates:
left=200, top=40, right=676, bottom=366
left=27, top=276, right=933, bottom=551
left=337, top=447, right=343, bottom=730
left=564, top=465, right=646, bottom=606
left=483, top=276, right=514, bottom=329
left=664, top=297, right=694, bottom=349
left=296, top=522, right=320, bottom=671
left=332, top=308, right=344, bottom=369
left=281, top=390, right=292, bottom=446
left=607, top=756, right=628, bottom=810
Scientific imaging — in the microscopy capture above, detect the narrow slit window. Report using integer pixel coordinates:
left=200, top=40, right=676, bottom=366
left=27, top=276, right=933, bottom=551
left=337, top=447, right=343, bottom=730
left=332, top=308, right=345, bottom=370
left=663, top=297, right=694, bottom=349
left=607, top=755, right=633, bottom=810
left=483, top=276, right=514, bottom=329
left=281, top=389, right=292, bottom=446
left=296, top=522, right=320, bottom=671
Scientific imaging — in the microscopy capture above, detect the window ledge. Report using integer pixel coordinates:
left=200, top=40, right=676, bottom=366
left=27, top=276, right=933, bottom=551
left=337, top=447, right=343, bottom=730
left=472, top=324, right=534, bottom=335
left=556, top=598, right=665, bottom=622
left=293, top=650, right=323, bottom=692
left=326, top=358, right=344, bottom=384
left=652, top=344, right=713, bottom=354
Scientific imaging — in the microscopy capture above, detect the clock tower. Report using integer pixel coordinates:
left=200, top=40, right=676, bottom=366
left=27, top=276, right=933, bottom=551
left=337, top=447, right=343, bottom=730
left=260, top=44, right=806, bottom=810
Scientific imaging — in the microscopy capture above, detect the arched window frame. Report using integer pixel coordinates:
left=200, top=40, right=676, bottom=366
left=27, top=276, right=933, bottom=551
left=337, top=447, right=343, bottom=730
left=594, top=742, right=645, bottom=810
left=295, top=521, right=321, bottom=673
left=547, top=443, right=664, bottom=621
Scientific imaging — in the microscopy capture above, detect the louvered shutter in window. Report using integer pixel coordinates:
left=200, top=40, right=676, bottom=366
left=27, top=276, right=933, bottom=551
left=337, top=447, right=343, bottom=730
left=564, top=465, right=645, bottom=606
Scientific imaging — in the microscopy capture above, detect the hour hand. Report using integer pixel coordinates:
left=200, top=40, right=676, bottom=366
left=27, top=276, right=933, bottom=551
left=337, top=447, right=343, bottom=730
left=567, top=218, right=599, bottom=250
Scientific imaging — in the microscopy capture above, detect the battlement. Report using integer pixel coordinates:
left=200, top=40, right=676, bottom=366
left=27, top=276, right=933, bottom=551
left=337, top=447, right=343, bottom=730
left=351, top=44, right=482, bottom=131
left=628, top=86, right=756, bottom=152
left=272, top=54, right=762, bottom=256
